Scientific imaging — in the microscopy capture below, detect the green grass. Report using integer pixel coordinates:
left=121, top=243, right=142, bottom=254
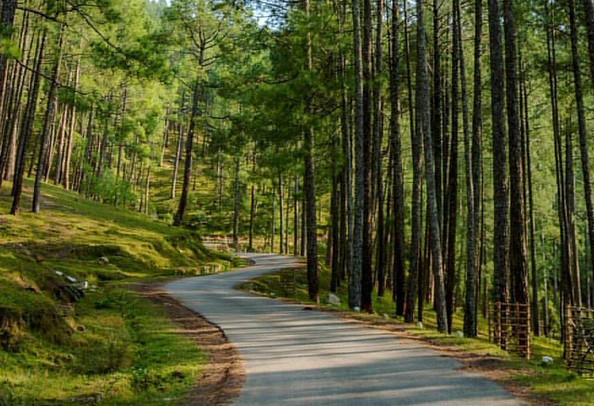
left=239, top=262, right=594, bottom=406
left=0, top=179, right=237, bottom=404
left=1, top=288, right=205, bottom=405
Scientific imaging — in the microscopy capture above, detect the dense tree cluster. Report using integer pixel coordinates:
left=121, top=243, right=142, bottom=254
left=3, top=0, right=594, bottom=347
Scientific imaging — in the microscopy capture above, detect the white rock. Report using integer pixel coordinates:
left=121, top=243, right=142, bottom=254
left=354, top=306, right=361, bottom=312
left=417, top=321, right=424, bottom=330
left=66, top=275, right=77, bottom=283
left=383, top=313, right=390, bottom=320
left=270, top=292, right=276, bottom=297
left=327, top=293, right=341, bottom=305
left=98, top=256, right=109, bottom=265
left=456, top=331, right=464, bottom=338
left=541, top=356, right=554, bottom=366
left=82, top=281, right=89, bottom=289
left=55, top=271, right=64, bottom=276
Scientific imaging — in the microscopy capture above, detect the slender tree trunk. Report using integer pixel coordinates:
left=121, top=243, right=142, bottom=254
left=360, top=0, right=374, bottom=313
left=390, top=0, right=406, bottom=317
left=461, top=0, right=478, bottom=338
left=279, top=170, right=284, bottom=254
left=11, top=32, right=47, bottom=215
left=570, top=0, right=588, bottom=306
left=351, top=0, right=364, bottom=309
left=0, top=0, right=16, bottom=118
left=293, top=175, right=299, bottom=255
left=174, top=80, right=200, bottom=226
left=488, top=0, right=509, bottom=305
left=33, top=28, right=64, bottom=213
left=505, top=0, right=529, bottom=314
left=303, top=0, right=319, bottom=303
left=233, top=156, right=241, bottom=251
left=417, top=0, right=448, bottom=333
left=405, top=0, right=424, bottom=323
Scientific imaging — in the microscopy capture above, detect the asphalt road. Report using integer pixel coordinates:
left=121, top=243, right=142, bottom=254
left=165, top=253, right=523, bottom=405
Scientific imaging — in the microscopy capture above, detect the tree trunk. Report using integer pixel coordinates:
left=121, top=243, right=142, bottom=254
left=174, top=80, right=200, bottom=226
left=488, top=0, right=509, bottom=305
left=505, top=0, right=529, bottom=311
left=570, top=0, right=589, bottom=306
left=465, top=0, right=483, bottom=338
left=405, top=0, right=424, bottom=323
left=417, top=0, right=448, bottom=333
left=303, top=0, right=319, bottom=303
left=390, top=0, right=406, bottom=316
left=11, top=32, right=47, bottom=215
left=33, top=28, right=64, bottom=213
left=233, top=156, right=241, bottom=251
left=351, top=0, right=364, bottom=309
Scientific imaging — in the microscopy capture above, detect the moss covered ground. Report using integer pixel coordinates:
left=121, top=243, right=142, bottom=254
left=0, top=180, right=237, bottom=404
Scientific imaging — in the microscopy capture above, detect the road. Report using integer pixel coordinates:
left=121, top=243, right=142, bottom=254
left=165, top=253, right=523, bottom=405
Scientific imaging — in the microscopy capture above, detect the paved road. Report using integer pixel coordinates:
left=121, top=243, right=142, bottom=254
left=165, top=253, right=523, bottom=405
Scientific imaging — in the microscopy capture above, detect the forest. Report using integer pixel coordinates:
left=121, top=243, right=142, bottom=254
left=2, top=0, right=594, bottom=402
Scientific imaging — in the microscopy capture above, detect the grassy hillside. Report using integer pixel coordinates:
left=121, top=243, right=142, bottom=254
left=0, top=180, right=236, bottom=404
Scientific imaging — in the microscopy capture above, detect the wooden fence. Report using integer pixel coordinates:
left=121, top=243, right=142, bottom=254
left=490, top=302, right=532, bottom=359
left=566, top=306, right=594, bottom=377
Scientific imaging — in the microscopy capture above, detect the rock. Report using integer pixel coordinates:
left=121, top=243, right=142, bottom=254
left=76, top=325, right=86, bottom=333
left=269, top=292, right=276, bottom=297
left=541, top=356, right=554, bottom=366
left=327, top=293, right=341, bottom=306
left=55, top=271, right=64, bottom=276
left=66, top=275, right=78, bottom=283
left=98, top=256, right=110, bottom=265
left=456, top=331, right=464, bottom=338
left=417, top=321, right=424, bottom=330
left=383, top=313, right=390, bottom=320
left=354, top=306, right=361, bottom=312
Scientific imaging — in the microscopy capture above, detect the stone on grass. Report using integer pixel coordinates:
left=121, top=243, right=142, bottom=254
left=98, top=256, right=110, bottom=265
left=417, top=321, right=424, bottom=330
left=327, top=293, right=341, bottom=306
left=382, top=314, right=390, bottom=320
left=269, top=292, right=276, bottom=298
left=354, top=306, right=361, bottom=312
left=541, top=356, right=554, bottom=366
left=55, top=270, right=64, bottom=276
left=456, top=331, right=464, bottom=338
left=66, top=275, right=77, bottom=283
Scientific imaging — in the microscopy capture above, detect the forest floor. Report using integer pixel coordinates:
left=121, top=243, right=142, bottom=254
left=239, top=263, right=594, bottom=406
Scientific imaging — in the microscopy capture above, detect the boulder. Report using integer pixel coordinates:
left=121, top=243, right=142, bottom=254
left=327, top=293, right=341, bottom=306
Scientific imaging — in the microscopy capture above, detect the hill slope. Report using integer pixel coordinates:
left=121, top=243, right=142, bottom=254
left=0, top=180, right=235, bottom=404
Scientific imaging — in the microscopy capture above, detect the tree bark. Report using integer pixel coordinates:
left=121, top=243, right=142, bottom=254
left=11, top=32, right=47, bottom=215
left=487, top=0, right=509, bottom=305
left=417, top=0, right=448, bottom=333
left=390, top=0, right=406, bottom=317
left=174, top=80, right=200, bottom=226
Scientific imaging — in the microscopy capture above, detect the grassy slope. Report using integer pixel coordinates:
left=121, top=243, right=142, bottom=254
left=240, top=264, right=594, bottom=406
left=0, top=180, right=235, bottom=405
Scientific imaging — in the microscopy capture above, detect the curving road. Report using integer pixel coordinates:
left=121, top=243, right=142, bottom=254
left=165, top=253, right=523, bottom=405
